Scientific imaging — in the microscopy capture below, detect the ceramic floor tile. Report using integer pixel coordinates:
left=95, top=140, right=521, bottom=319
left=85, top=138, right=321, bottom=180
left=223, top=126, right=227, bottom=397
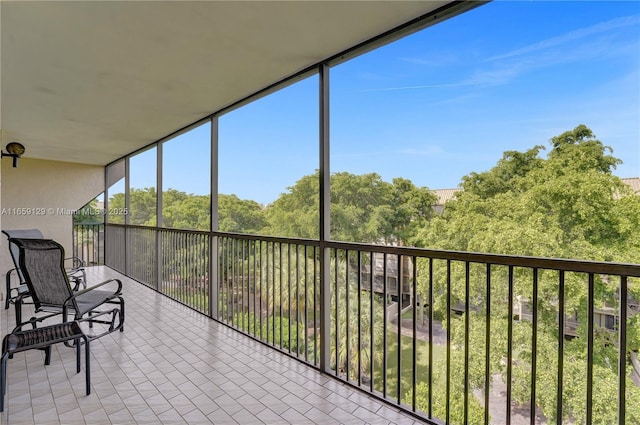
left=57, top=407, right=87, bottom=425
left=189, top=393, right=220, bottom=416
left=0, top=266, right=427, bottom=425
left=328, top=406, right=368, bottom=425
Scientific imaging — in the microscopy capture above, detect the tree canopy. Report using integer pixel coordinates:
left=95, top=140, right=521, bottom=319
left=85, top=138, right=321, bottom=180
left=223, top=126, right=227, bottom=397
left=411, top=124, right=640, bottom=423
left=414, top=124, right=639, bottom=262
left=265, top=171, right=437, bottom=244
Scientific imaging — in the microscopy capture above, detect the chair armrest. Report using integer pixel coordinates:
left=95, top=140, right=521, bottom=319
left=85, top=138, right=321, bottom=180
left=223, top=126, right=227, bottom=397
left=62, top=278, right=123, bottom=321
left=5, top=267, right=19, bottom=282
left=5, top=268, right=28, bottom=298
left=64, top=256, right=86, bottom=269
left=69, top=278, right=122, bottom=299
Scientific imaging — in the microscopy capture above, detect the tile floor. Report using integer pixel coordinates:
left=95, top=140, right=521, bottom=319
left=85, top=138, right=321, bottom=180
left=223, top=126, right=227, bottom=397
left=0, top=266, right=425, bottom=424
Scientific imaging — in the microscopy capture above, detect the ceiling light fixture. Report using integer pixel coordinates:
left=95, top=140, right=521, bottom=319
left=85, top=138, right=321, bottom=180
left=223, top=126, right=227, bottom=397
left=1, top=142, right=26, bottom=168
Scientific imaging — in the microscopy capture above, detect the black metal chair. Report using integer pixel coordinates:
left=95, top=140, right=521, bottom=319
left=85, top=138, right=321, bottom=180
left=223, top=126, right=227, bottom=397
left=10, top=238, right=124, bottom=339
left=3, top=229, right=87, bottom=324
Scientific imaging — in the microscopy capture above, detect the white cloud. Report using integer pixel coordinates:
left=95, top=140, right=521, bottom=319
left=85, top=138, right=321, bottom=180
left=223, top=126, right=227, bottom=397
left=361, top=14, right=639, bottom=93
left=486, top=15, right=639, bottom=62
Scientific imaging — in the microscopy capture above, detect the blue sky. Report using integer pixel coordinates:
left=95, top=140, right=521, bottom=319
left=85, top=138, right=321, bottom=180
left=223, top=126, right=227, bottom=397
left=128, top=1, right=639, bottom=205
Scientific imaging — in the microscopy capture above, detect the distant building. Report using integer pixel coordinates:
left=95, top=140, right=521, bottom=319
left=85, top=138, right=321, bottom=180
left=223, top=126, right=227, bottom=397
left=431, top=188, right=460, bottom=213
left=620, top=177, right=640, bottom=195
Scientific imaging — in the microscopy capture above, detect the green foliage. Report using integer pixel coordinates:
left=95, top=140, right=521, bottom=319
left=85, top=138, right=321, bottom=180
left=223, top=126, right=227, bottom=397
left=108, top=192, right=126, bottom=224
left=331, top=283, right=384, bottom=381
left=73, top=198, right=103, bottom=224
left=219, top=194, right=266, bottom=233
left=163, top=189, right=210, bottom=230
left=265, top=171, right=436, bottom=243
left=412, top=125, right=640, bottom=423
left=129, top=187, right=158, bottom=226
left=106, top=172, right=437, bottom=244
left=108, top=188, right=267, bottom=232
left=231, top=312, right=307, bottom=353
left=264, top=173, right=319, bottom=238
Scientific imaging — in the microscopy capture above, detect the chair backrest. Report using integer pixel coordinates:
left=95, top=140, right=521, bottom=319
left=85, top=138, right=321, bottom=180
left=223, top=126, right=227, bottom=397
left=9, top=238, right=76, bottom=312
left=2, top=229, right=45, bottom=283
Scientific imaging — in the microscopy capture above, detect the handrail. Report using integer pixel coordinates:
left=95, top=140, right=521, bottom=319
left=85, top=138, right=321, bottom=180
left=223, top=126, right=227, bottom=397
left=100, top=222, right=639, bottom=424
left=103, top=222, right=640, bottom=276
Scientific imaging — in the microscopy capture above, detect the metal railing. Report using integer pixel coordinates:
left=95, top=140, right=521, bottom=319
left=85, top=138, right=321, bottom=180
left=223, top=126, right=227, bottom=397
left=72, top=222, right=104, bottom=266
left=96, top=223, right=640, bottom=424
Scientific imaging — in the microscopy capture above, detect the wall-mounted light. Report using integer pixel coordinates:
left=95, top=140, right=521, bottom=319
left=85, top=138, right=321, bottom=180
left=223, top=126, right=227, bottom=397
left=1, top=142, right=26, bottom=168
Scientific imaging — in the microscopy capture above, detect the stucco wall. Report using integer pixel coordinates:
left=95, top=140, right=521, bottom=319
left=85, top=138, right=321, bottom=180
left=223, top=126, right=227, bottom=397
left=0, top=157, right=103, bottom=278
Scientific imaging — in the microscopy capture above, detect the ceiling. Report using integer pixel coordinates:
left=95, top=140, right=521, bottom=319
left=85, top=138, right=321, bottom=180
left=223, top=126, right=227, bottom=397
left=0, top=1, right=461, bottom=166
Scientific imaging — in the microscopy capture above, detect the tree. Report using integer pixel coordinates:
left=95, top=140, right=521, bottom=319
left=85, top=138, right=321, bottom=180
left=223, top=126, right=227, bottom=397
left=265, top=170, right=436, bottom=244
left=412, top=125, right=640, bottom=422
left=331, top=255, right=385, bottom=383
left=264, top=173, right=319, bottom=239
left=73, top=197, right=103, bottom=224
left=218, top=194, right=266, bottom=233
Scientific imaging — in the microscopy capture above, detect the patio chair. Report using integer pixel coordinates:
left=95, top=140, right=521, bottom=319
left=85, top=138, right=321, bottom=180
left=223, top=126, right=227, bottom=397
left=10, top=238, right=124, bottom=339
left=3, top=229, right=87, bottom=324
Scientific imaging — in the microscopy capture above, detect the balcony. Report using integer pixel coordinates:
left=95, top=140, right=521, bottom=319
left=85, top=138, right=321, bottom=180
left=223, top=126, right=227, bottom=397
left=2, top=1, right=638, bottom=423
left=1, top=265, right=423, bottom=425
left=55, top=224, right=640, bottom=424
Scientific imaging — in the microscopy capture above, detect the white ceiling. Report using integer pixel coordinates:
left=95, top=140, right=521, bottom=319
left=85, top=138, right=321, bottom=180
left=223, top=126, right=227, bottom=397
left=1, top=1, right=459, bottom=166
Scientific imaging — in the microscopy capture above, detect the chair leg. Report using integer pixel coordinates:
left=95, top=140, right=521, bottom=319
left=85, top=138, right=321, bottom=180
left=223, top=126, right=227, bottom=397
left=84, top=336, right=90, bottom=396
left=75, top=338, right=81, bottom=374
left=1, top=353, right=8, bottom=412
left=14, top=296, right=22, bottom=326
left=44, top=346, right=51, bottom=366
left=120, top=299, right=125, bottom=332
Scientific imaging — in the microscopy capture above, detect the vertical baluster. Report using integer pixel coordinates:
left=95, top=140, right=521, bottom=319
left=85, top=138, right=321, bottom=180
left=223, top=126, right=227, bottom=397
left=231, top=238, right=236, bottom=327
left=383, top=253, right=388, bottom=399
left=412, top=256, right=417, bottom=412
left=279, top=242, right=284, bottom=350
left=253, top=240, right=257, bottom=337
left=586, top=273, right=594, bottom=424
left=345, top=250, right=350, bottom=381
left=397, top=254, right=402, bottom=404
left=531, top=268, right=538, bottom=425
left=446, top=259, right=451, bottom=424
left=295, top=245, right=300, bottom=357
left=485, top=263, right=491, bottom=425
left=314, top=245, right=318, bottom=366
left=334, top=249, right=339, bottom=377
left=242, top=239, right=246, bottom=331
left=288, top=243, right=292, bottom=353
left=464, top=262, right=470, bottom=425
left=618, top=276, right=627, bottom=424
left=557, top=270, right=565, bottom=424
left=369, top=252, right=374, bottom=393
left=272, top=241, right=276, bottom=346
left=266, top=241, right=270, bottom=344
left=507, top=265, right=514, bottom=425
left=357, top=251, right=362, bottom=386
left=428, top=257, right=433, bottom=418
left=259, top=239, right=263, bottom=339
left=304, top=245, right=309, bottom=362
